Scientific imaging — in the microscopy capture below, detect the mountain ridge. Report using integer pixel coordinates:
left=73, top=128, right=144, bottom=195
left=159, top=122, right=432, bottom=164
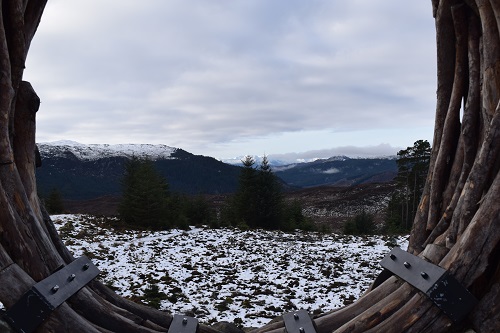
left=36, top=141, right=397, bottom=201
left=36, top=141, right=242, bottom=200
left=38, top=141, right=178, bottom=161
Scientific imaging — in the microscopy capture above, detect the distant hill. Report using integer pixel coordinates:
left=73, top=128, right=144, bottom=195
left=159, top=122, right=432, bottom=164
left=36, top=141, right=242, bottom=200
left=36, top=141, right=398, bottom=201
left=274, top=156, right=397, bottom=187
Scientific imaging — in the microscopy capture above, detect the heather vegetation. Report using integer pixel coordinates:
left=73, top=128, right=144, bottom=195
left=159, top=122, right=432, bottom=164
left=343, top=211, right=376, bottom=235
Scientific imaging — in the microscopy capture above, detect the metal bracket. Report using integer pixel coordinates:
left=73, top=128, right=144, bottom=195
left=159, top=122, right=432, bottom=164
left=380, top=247, right=477, bottom=322
left=168, top=315, right=199, bottom=333
left=283, top=310, right=317, bottom=333
left=4, top=256, right=100, bottom=333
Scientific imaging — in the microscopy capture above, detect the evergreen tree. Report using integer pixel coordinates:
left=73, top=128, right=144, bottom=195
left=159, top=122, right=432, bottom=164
left=118, top=157, right=170, bottom=229
left=255, top=155, right=284, bottom=229
left=225, top=155, right=311, bottom=231
left=386, top=140, right=431, bottom=232
left=231, top=155, right=258, bottom=228
left=45, top=187, right=64, bottom=214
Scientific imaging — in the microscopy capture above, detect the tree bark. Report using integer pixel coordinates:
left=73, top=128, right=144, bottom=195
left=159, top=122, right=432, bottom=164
left=0, top=0, right=499, bottom=332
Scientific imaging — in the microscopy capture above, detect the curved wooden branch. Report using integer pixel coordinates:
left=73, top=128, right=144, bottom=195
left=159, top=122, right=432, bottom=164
left=1, top=1, right=499, bottom=332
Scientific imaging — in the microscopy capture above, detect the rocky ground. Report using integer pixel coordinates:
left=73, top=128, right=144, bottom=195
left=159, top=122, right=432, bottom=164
left=52, top=214, right=408, bottom=328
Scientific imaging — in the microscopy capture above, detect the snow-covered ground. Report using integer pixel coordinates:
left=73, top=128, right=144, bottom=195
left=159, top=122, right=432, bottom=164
left=52, top=214, right=408, bottom=328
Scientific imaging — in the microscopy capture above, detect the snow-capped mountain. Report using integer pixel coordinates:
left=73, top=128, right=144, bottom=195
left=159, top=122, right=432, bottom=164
left=38, top=140, right=177, bottom=161
left=36, top=141, right=242, bottom=200
left=36, top=141, right=398, bottom=201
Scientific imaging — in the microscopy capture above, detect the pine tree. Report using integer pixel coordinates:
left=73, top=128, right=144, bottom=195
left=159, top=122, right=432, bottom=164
left=226, top=155, right=310, bottom=231
left=118, top=157, right=170, bottom=229
left=231, top=155, right=258, bottom=228
left=44, top=187, right=64, bottom=214
left=255, top=155, right=284, bottom=229
left=387, top=140, right=431, bottom=232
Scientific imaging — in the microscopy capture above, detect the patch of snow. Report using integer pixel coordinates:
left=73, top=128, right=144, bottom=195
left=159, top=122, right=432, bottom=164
left=52, top=214, right=408, bottom=328
left=38, top=141, right=177, bottom=161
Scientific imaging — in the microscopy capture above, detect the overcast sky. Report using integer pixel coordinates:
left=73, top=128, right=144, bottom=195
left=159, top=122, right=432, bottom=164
left=25, top=1, right=437, bottom=160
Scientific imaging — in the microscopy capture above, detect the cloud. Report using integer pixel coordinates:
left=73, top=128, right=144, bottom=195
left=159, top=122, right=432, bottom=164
left=267, top=143, right=401, bottom=163
left=25, top=1, right=437, bottom=159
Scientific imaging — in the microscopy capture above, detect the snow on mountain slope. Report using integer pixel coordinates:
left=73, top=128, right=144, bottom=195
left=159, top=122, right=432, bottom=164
left=38, top=140, right=177, bottom=161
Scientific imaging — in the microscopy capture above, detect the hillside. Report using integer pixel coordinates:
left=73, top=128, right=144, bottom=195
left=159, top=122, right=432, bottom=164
left=274, top=156, right=397, bottom=187
left=36, top=142, right=242, bottom=200
left=286, top=183, right=397, bottom=231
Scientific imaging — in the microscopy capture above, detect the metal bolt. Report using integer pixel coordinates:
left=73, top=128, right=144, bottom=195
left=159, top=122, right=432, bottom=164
left=389, top=254, right=396, bottom=260
left=421, top=272, right=429, bottom=279
left=403, top=262, right=411, bottom=268
left=294, top=313, right=299, bottom=320
left=51, top=285, right=60, bottom=293
left=83, top=263, right=90, bottom=270
left=69, top=273, right=76, bottom=281
left=182, top=318, right=188, bottom=325
left=299, top=327, right=305, bottom=333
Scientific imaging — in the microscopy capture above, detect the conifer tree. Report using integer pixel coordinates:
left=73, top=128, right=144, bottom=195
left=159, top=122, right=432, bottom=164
left=255, top=155, right=284, bottom=229
left=387, top=140, right=431, bottom=232
left=118, top=157, right=170, bottom=229
left=44, top=187, right=65, bottom=215
left=231, top=155, right=258, bottom=228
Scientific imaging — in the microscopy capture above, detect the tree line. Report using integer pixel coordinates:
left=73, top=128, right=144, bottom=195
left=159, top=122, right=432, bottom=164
left=117, top=155, right=313, bottom=232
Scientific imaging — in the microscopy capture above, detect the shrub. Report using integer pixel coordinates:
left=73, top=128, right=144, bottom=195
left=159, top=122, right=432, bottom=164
left=343, top=211, right=376, bottom=235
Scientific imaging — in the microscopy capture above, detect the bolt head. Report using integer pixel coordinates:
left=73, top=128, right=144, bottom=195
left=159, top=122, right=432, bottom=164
left=389, top=254, right=396, bottom=260
left=294, top=313, right=299, bottom=320
left=421, top=272, right=429, bottom=279
left=51, top=285, right=60, bottom=293
left=403, top=262, right=411, bottom=268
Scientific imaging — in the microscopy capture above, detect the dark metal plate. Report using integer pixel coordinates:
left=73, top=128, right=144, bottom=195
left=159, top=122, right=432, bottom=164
left=3, top=289, right=53, bottom=333
left=380, top=247, right=447, bottom=293
left=168, top=315, right=199, bottom=333
left=427, top=272, right=478, bottom=323
left=283, top=309, right=316, bottom=333
left=32, top=256, right=100, bottom=309
left=380, top=247, right=477, bottom=322
left=4, top=256, right=100, bottom=333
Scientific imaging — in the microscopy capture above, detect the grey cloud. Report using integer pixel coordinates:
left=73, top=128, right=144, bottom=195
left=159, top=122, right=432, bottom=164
left=268, top=144, right=401, bottom=163
left=27, top=1, right=436, bottom=157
